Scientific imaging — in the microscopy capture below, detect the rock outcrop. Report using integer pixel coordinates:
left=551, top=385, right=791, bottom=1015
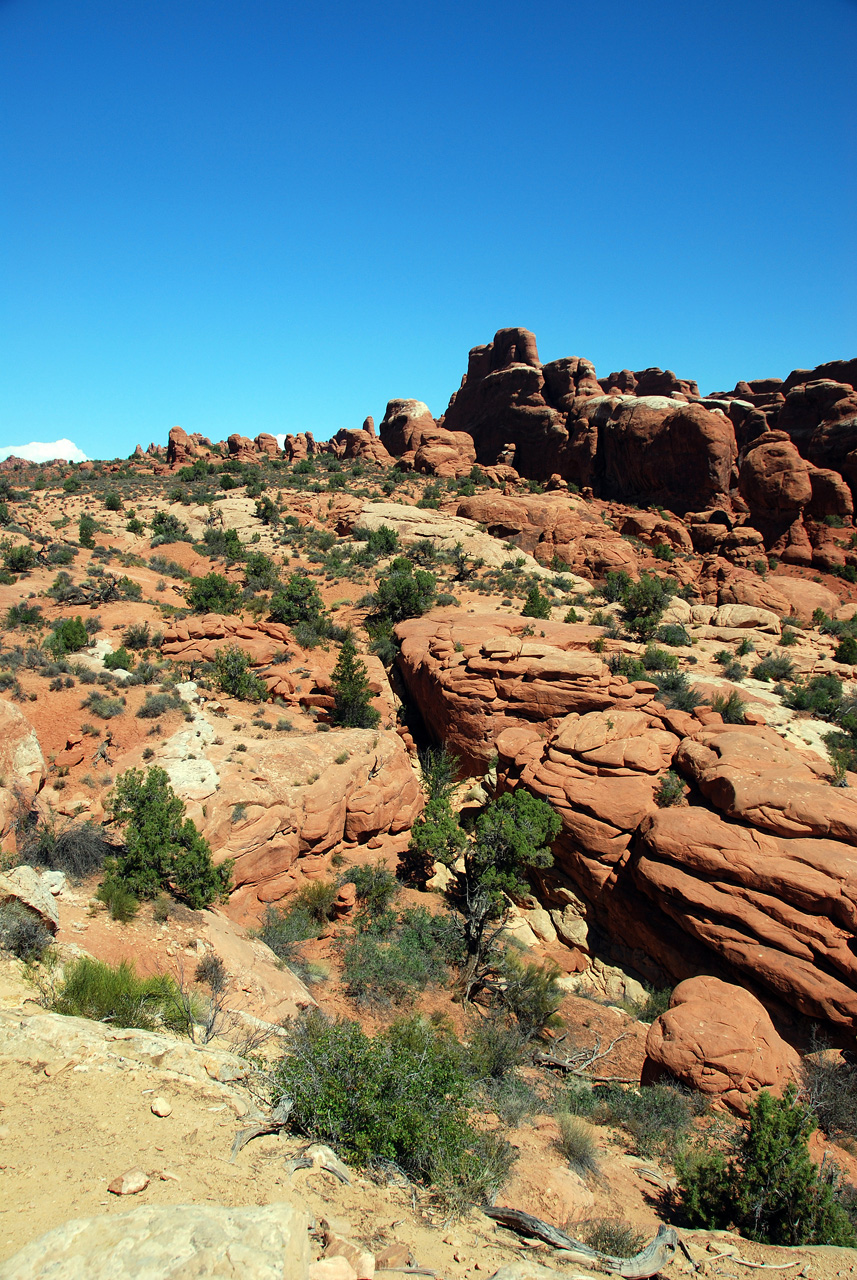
left=0, top=1202, right=310, bottom=1280
left=396, top=613, right=659, bottom=771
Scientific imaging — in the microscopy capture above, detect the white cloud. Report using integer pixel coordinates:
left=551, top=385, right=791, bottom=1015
left=275, top=433, right=287, bottom=450
left=0, top=438, right=89, bottom=464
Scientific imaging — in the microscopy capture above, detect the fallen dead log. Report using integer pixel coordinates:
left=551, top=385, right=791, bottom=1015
left=481, top=1208, right=680, bottom=1278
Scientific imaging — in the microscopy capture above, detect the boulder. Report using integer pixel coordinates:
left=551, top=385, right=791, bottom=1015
left=643, top=976, right=800, bottom=1113
left=0, top=1202, right=310, bottom=1280
left=379, top=399, right=439, bottom=455
left=0, top=865, right=60, bottom=933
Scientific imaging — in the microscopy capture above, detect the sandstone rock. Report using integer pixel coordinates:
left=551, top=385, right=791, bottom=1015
left=643, top=975, right=800, bottom=1113
left=0, top=700, right=46, bottom=828
left=771, top=577, right=839, bottom=622
left=311, top=1260, right=357, bottom=1280
left=712, top=604, right=781, bottom=633
left=1, top=1202, right=309, bottom=1279
left=108, top=1168, right=150, bottom=1195
left=374, top=1243, right=411, bottom=1269
left=379, top=399, right=439, bottom=455
left=396, top=612, right=647, bottom=770
left=0, top=865, right=59, bottom=933
left=150, top=1096, right=172, bottom=1117
left=322, top=1233, right=375, bottom=1279
left=351, top=500, right=589, bottom=585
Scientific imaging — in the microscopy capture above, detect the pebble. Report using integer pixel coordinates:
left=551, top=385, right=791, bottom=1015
left=150, top=1097, right=172, bottom=1117
left=108, top=1168, right=150, bottom=1196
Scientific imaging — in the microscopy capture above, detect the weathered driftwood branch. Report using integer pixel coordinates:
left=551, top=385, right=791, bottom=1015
left=534, top=1030, right=634, bottom=1080
left=481, top=1207, right=680, bottom=1278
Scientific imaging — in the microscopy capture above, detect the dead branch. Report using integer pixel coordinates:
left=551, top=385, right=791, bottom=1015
left=481, top=1209, right=680, bottom=1278
left=534, top=1030, right=633, bottom=1077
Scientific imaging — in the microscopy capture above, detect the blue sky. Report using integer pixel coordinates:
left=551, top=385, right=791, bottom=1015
left=1, top=0, right=855, bottom=461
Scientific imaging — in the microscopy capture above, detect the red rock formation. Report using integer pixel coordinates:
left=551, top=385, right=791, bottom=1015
left=643, top=976, right=800, bottom=1113
left=395, top=612, right=662, bottom=772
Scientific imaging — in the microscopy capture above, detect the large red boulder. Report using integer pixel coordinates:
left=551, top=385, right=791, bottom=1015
left=643, top=976, right=800, bottom=1113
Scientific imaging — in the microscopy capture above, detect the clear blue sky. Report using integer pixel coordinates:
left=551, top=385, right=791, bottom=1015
left=1, top=0, right=855, bottom=460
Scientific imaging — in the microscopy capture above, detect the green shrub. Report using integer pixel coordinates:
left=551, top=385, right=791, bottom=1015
left=5, top=602, right=42, bottom=628
left=652, top=670, right=703, bottom=712
left=655, top=771, right=685, bottom=807
left=373, top=558, right=437, bottom=624
left=294, top=879, right=339, bottom=924
left=123, top=622, right=151, bottom=650
left=714, top=649, right=745, bottom=682
left=126, top=517, right=145, bottom=535
left=619, top=574, right=675, bottom=640
left=96, top=878, right=140, bottom=922
left=271, top=1011, right=513, bottom=1205
left=784, top=674, right=843, bottom=719
left=104, top=491, right=122, bottom=511
left=494, top=950, right=563, bottom=1041
left=353, top=524, right=400, bottom=556
left=137, top=691, right=182, bottom=719
left=711, top=690, right=746, bottom=723
left=243, top=550, right=280, bottom=592
left=48, top=616, right=89, bottom=657
left=151, top=511, right=191, bottom=545
left=78, top=514, right=97, bottom=548
left=330, top=632, right=380, bottom=729
left=104, top=646, right=135, bottom=672
left=641, top=643, right=679, bottom=672
left=49, top=956, right=193, bottom=1033
left=344, top=860, right=399, bottom=922
left=602, top=570, right=632, bottom=603
left=576, top=1221, right=648, bottom=1258
left=3, top=543, right=36, bottom=573
left=81, top=691, right=124, bottom=719
left=342, top=905, right=460, bottom=1006
left=47, top=543, right=76, bottom=565
left=106, top=766, right=231, bottom=908
left=578, top=1081, right=705, bottom=1161
left=0, top=902, right=53, bottom=961
left=268, top=571, right=326, bottom=627
left=657, top=623, right=690, bottom=646
left=556, top=1112, right=599, bottom=1176
left=653, top=542, right=676, bottom=562
left=835, top=636, right=857, bottom=665
left=257, top=902, right=321, bottom=973
left=677, top=1086, right=856, bottom=1246
left=202, top=526, right=244, bottom=561
left=752, top=654, right=796, bottom=683
left=213, top=645, right=266, bottom=701
left=521, top=585, right=552, bottom=619
left=186, top=572, right=243, bottom=615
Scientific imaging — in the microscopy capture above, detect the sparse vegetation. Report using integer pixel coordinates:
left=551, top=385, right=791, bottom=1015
left=270, top=1010, right=514, bottom=1207
left=677, top=1086, right=856, bottom=1246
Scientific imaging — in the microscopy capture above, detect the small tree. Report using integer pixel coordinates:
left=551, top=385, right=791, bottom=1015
left=268, top=571, right=326, bottom=627
left=444, top=788, right=561, bottom=1000
left=373, top=558, right=437, bottom=624
left=48, top=616, right=89, bottom=657
left=330, top=632, right=380, bottom=729
left=619, top=573, right=675, bottom=640
left=401, top=747, right=466, bottom=887
left=3, top=543, right=36, bottom=573
left=678, top=1085, right=856, bottom=1246
left=213, top=644, right=266, bottom=701
left=107, top=766, right=231, bottom=909
left=78, top=514, right=97, bottom=548
left=521, top=585, right=552, bottom=619
left=186, top=572, right=243, bottom=615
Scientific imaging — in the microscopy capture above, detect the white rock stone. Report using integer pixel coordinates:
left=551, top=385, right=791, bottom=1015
left=0, top=1202, right=310, bottom=1279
